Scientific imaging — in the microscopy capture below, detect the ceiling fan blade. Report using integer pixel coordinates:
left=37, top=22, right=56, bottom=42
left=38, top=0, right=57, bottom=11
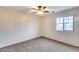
left=44, top=11, right=49, bottom=13
left=32, top=8, right=37, bottom=10
left=43, top=6, right=46, bottom=9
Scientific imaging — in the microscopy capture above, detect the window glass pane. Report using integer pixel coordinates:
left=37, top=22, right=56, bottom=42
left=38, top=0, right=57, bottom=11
left=64, top=23, right=73, bottom=31
left=64, top=17, right=68, bottom=20
left=64, top=17, right=69, bottom=24
left=59, top=18, right=63, bottom=24
left=69, top=16, right=73, bottom=23
left=56, top=18, right=60, bottom=23
left=56, top=18, right=63, bottom=24
left=56, top=24, right=63, bottom=31
left=69, top=16, right=73, bottom=20
left=56, top=17, right=63, bottom=31
left=64, top=16, right=73, bottom=31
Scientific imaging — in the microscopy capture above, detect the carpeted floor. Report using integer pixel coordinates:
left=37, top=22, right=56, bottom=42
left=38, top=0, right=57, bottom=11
left=0, top=37, right=79, bottom=52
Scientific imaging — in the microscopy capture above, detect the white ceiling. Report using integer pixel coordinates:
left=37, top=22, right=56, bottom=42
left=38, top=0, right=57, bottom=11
left=3, top=6, right=76, bottom=15
left=48, top=6, right=76, bottom=12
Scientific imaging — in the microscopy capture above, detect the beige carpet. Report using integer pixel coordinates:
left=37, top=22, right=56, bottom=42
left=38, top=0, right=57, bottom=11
left=0, top=37, right=79, bottom=52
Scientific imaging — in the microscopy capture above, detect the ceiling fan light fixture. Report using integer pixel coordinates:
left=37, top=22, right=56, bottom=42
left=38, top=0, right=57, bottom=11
left=32, top=6, right=50, bottom=15
left=37, top=11, right=43, bottom=15
left=31, top=9, right=36, bottom=12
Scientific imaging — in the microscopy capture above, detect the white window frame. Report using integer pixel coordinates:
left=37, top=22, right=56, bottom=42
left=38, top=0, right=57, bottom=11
left=56, top=16, right=74, bottom=31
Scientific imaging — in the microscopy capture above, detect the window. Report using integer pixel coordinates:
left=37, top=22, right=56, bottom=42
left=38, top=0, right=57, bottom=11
left=56, top=16, right=73, bottom=31
left=56, top=17, right=63, bottom=31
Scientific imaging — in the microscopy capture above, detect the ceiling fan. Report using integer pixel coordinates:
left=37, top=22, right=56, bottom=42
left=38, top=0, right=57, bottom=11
left=31, top=6, right=50, bottom=15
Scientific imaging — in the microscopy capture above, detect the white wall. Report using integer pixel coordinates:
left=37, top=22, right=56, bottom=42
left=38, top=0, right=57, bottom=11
left=0, top=7, right=79, bottom=48
left=0, top=7, right=40, bottom=48
left=42, top=7, right=79, bottom=47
